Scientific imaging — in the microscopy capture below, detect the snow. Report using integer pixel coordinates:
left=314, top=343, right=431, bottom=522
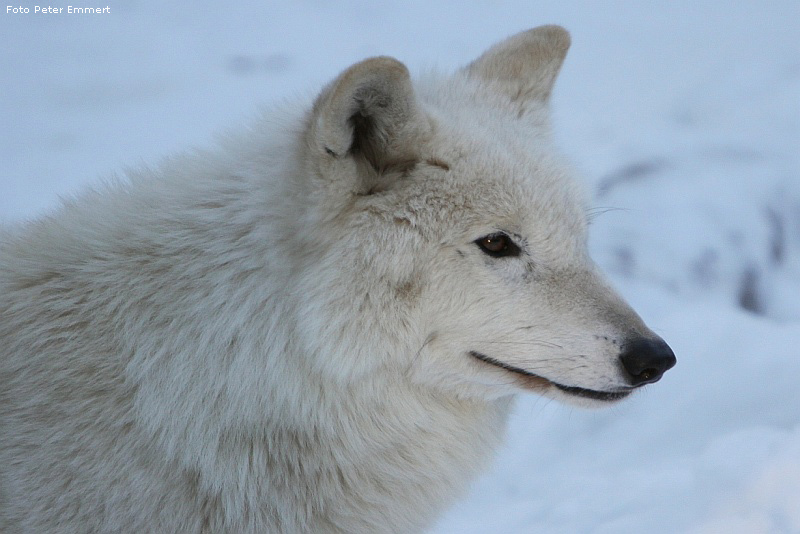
left=3, top=1, right=799, bottom=532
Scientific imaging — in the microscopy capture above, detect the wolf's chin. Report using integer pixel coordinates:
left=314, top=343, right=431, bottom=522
left=468, top=351, right=632, bottom=402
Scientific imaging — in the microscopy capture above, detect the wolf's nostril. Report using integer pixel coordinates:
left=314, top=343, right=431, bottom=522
left=619, top=337, right=676, bottom=387
left=639, top=369, right=659, bottom=380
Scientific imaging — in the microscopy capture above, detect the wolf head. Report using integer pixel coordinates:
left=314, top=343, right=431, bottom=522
left=292, top=26, right=675, bottom=406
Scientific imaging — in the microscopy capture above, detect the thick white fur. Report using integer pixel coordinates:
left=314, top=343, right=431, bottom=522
left=1, top=26, right=658, bottom=533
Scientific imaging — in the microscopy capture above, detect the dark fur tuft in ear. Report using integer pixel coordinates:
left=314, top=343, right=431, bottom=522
left=308, top=57, right=430, bottom=176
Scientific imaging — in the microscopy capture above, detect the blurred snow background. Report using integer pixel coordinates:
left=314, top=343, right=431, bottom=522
left=2, top=1, right=799, bottom=532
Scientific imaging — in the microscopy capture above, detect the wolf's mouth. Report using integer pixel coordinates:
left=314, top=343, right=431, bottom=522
left=469, top=351, right=632, bottom=402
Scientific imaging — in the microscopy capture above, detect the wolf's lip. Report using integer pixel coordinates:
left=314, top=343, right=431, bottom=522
left=468, top=351, right=632, bottom=402
left=552, top=383, right=632, bottom=402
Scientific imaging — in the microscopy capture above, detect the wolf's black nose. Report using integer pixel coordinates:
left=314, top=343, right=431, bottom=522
left=619, top=338, right=676, bottom=387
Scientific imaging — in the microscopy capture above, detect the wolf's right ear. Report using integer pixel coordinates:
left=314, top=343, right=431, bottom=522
left=306, top=57, right=429, bottom=179
left=465, top=25, right=570, bottom=109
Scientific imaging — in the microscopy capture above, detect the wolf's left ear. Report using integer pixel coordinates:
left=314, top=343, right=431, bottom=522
left=466, top=25, right=570, bottom=109
left=307, top=56, right=429, bottom=177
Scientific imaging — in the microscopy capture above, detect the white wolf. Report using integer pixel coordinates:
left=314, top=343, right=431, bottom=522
left=0, top=26, right=675, bottom=533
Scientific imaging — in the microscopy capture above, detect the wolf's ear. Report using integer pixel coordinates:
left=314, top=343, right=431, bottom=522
left=465, top=25, right=570, bottom=107
left=307, top=56, right=428, bottom=176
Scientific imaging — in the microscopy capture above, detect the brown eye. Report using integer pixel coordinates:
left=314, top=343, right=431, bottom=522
left=474, top=233, right=521, bottom=258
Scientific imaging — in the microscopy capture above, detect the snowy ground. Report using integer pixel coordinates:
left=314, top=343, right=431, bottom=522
left=3, top=2, right=799, bottom=532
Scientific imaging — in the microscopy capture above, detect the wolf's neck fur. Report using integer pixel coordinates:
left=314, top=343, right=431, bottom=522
left=176, top=359, right=513, bottom=532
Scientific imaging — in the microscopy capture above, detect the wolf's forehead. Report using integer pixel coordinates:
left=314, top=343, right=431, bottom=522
left=426, top=139, right=586, bottom=218
left=402, top=78, right=588, bottom=241
left=404, top=152, right=588, bottom=245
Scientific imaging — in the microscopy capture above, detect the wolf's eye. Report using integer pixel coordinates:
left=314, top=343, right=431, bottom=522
left=474, top=233, right=521, bottom=258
